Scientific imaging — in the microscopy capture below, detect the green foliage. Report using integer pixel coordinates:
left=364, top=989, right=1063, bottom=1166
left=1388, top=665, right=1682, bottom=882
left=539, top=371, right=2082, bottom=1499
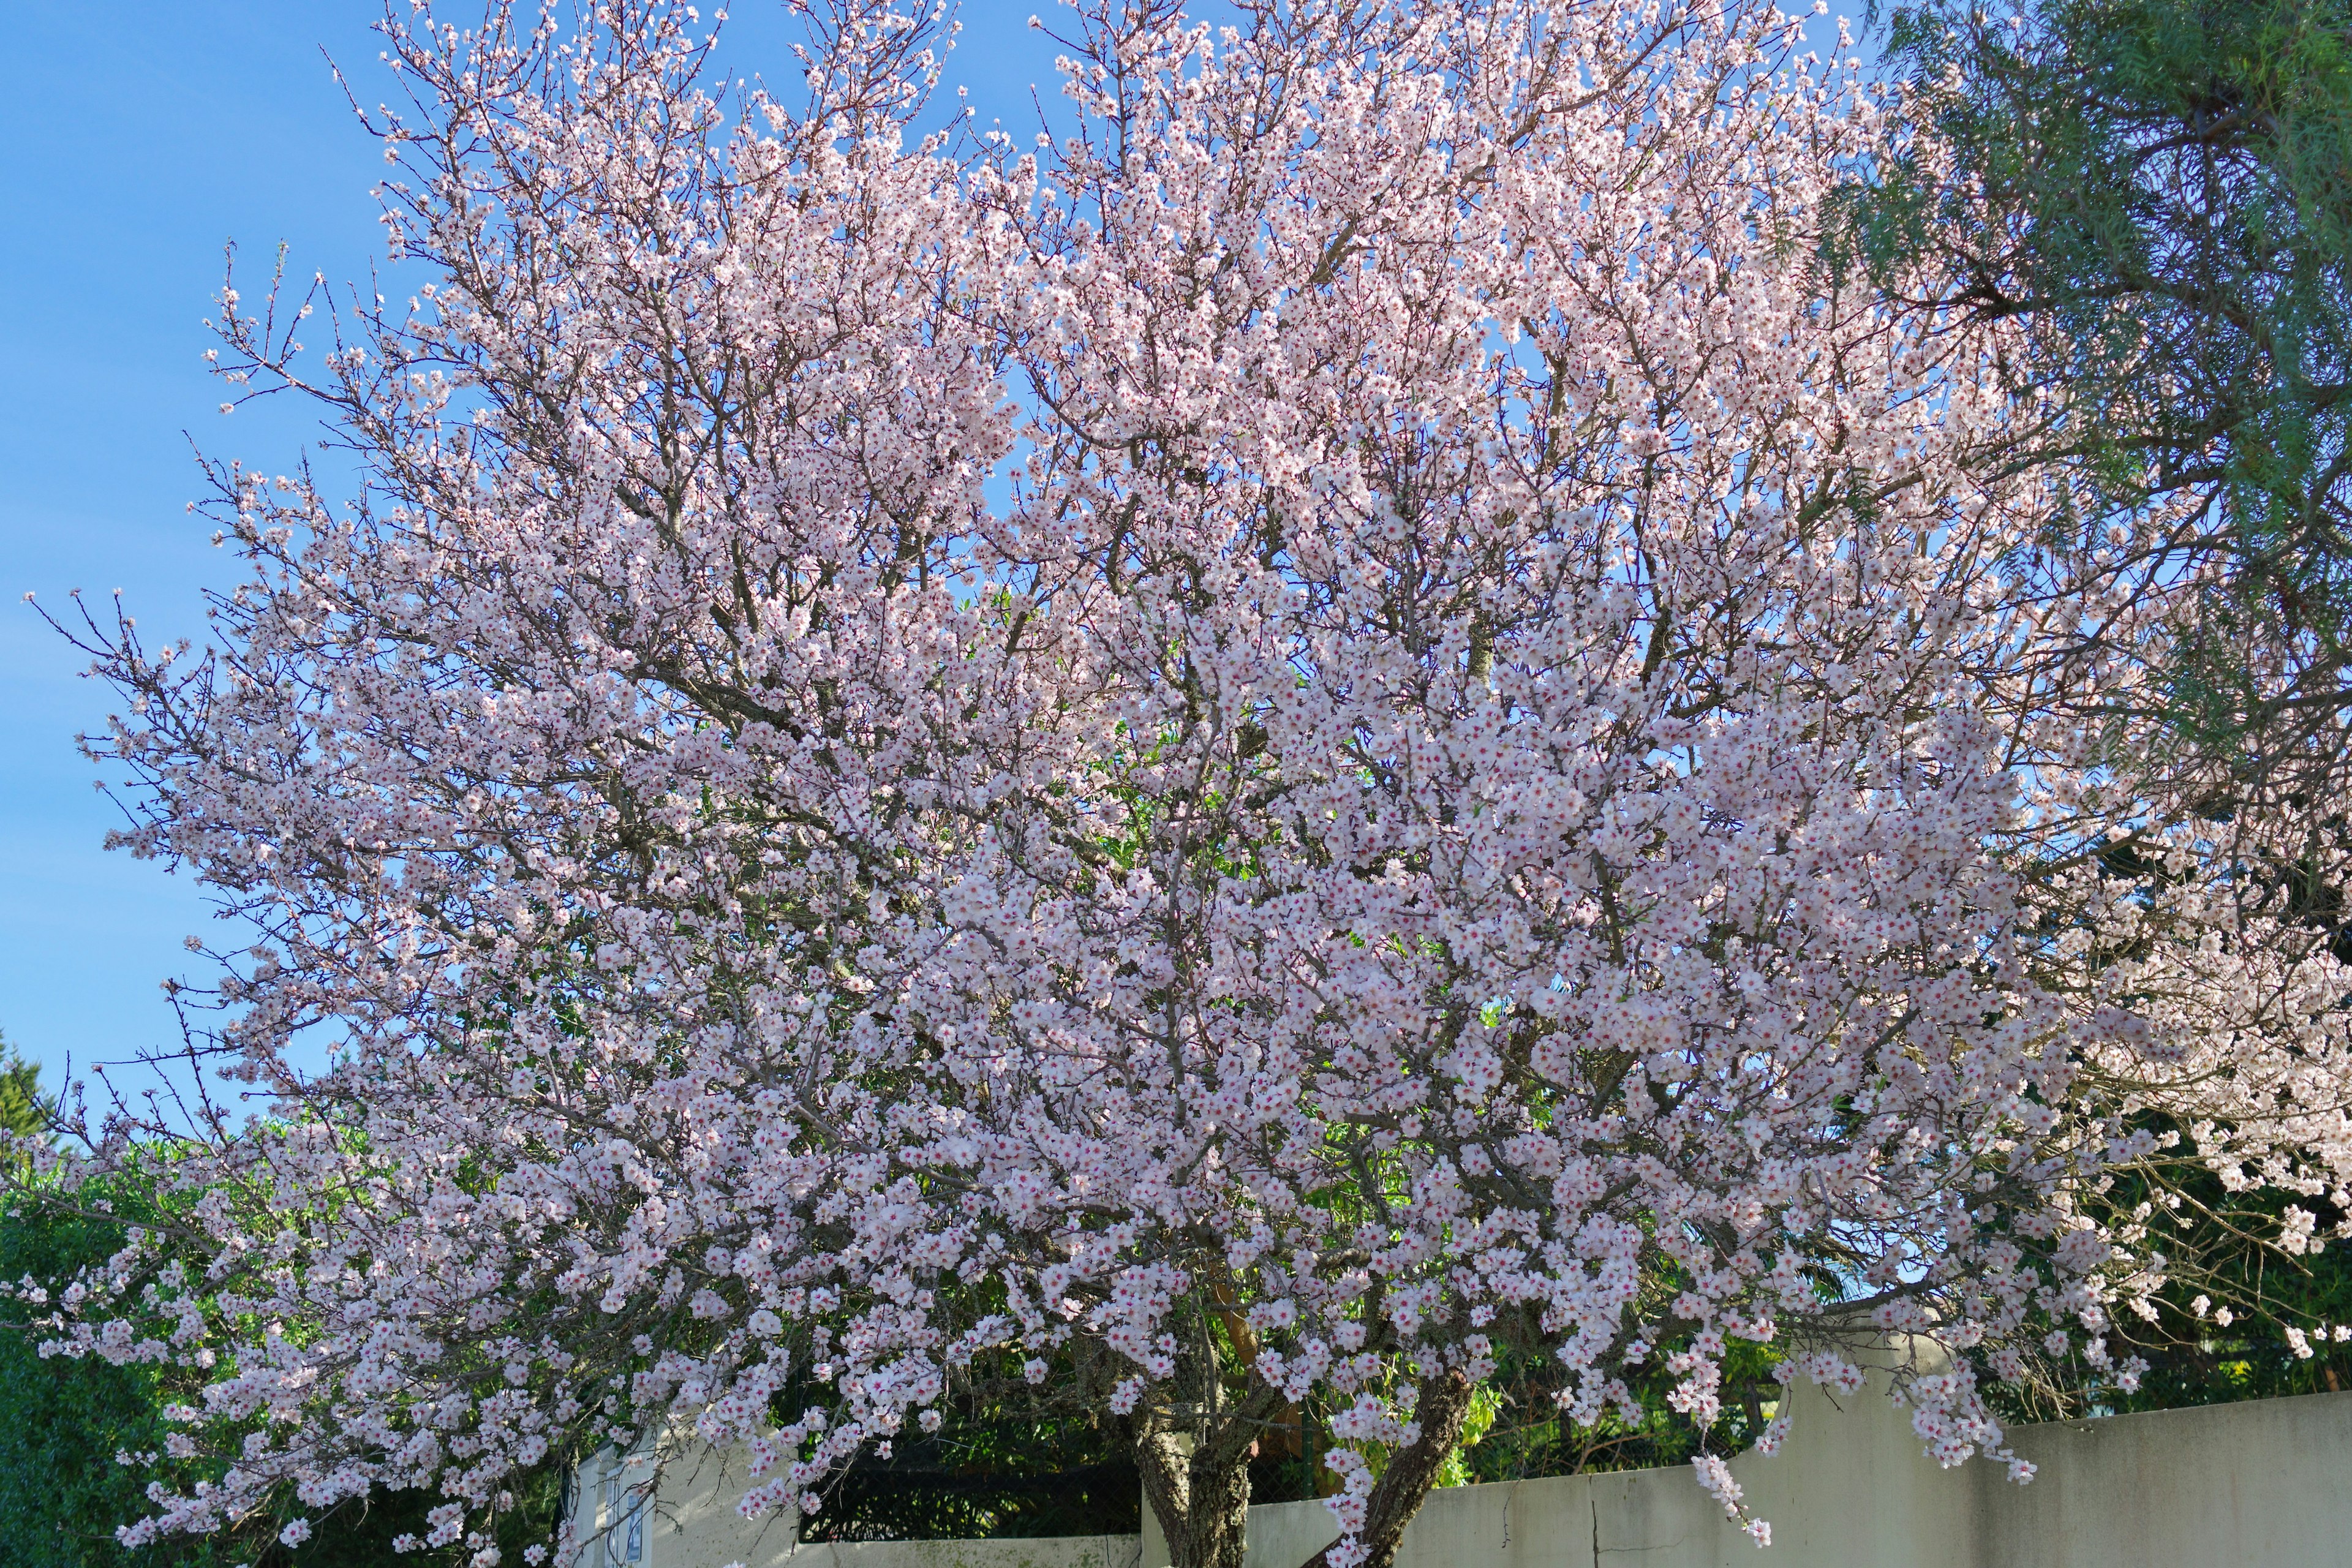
left=0, top=1177, right=205, bottom=1568
left=0, top=1156, right=562, bottom=1568
left=1993, top=1133, right=2352, bottom=1422
left=1859, top=0, right=2352, bottom=760
left=1841, top=0, right=2352, bottom=1429
left=0, top=1035, right=48, bottom=1143
left=1441, top=1336, right=1786, bottom=1486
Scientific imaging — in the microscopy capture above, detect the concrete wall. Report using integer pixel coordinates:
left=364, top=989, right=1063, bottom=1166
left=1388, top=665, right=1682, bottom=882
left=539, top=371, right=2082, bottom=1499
left=608, top=1349, right=2352, bottom=1568
left=1193, top=1354, right=2352, bottom=1568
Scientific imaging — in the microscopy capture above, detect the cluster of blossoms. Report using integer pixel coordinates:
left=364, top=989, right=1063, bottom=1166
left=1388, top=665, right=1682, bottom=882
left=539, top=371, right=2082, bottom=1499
left=20, top=0, right=2352, bottom=1566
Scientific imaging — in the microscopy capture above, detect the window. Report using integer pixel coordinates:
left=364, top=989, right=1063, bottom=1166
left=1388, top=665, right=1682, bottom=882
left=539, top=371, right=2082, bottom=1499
left=601, top=1471, right=646, bottom=1566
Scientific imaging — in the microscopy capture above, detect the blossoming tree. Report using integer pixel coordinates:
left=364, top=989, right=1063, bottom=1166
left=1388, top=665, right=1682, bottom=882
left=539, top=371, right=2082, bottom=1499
left=23, top=0, right=2352, bottom=1566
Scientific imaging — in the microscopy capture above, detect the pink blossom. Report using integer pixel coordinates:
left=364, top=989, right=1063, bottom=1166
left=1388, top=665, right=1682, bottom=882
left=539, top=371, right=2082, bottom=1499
left=23, top=0, right=2352, bottom=1563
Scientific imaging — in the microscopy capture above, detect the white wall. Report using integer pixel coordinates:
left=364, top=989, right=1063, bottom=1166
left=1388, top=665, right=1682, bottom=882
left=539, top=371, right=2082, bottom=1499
left=612, top=1348, right=2352, bottom=1568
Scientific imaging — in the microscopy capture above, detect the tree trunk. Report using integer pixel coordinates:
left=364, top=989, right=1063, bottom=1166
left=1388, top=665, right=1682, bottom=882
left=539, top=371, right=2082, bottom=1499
left=1139, top=1423, right=1254, bottom=1568
left=1296, top=1369, right=1476, bottom=1568
left=1136, top=1372, right=1289, bottom=1568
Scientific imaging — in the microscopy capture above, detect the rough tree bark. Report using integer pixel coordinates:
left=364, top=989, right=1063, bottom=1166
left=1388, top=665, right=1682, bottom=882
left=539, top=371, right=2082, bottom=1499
left=1138, top=1366, right=1476, bottom=1568
left=1297, top=1370, right=1477, bottom=1568
left=1137, top=1398, right=1267, bottom=1568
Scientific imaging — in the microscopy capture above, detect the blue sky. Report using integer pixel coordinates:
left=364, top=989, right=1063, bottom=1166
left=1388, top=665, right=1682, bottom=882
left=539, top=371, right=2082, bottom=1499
left=0, top=1, right=1068, bottom=1102
left=0, top=1, right=1865, bottom=1106
left=2, top=3, right=385, bottom=1101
